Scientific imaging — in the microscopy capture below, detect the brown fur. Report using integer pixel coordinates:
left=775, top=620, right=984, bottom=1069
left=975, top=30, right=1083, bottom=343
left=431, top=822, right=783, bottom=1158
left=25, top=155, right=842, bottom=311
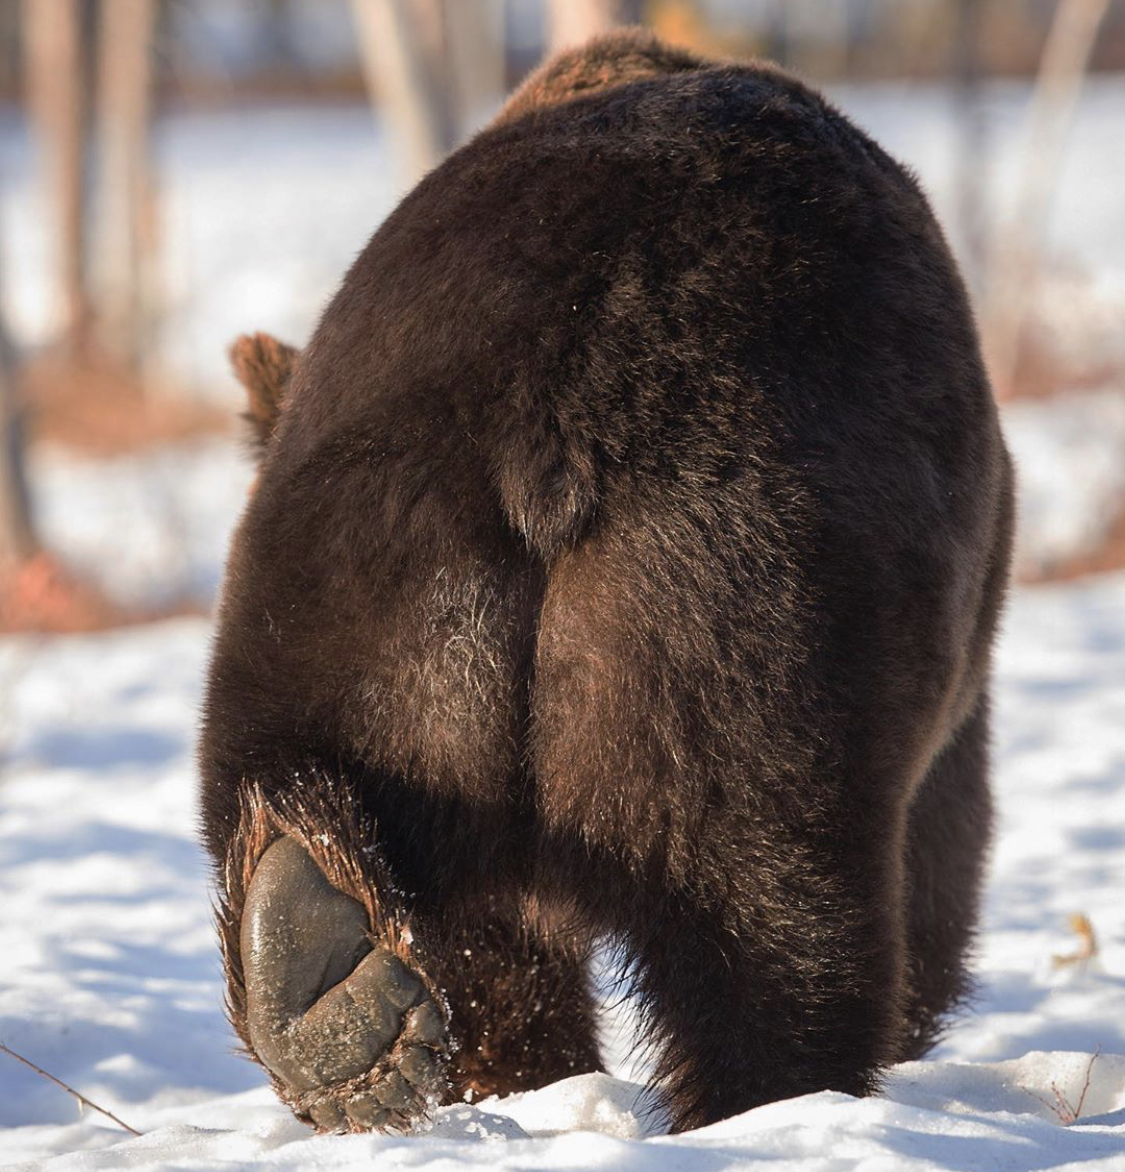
left=228, top=331, right=299, bottom=452
left=495, top=30, right=707, bottom=126
left=201, top=31, right=1014, bottom=1132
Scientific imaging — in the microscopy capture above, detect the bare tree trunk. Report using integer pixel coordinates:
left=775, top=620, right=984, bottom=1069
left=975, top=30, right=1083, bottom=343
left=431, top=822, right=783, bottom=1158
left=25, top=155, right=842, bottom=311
left=0, top=296, right=36, bottom=574
left=442, top=0, right=505, bottom=127
left=94, top=0, right=158, bottom=373
left=0, top=3, right=20, bottom=89
left=22, top=0, right=90, bottom=356
left=764, top=0, right=792, bottom=69
left=547, top=0, right=640, bottom=55
left=260, top=0, right=302, bottom=70
left=351, top=0, right=456, bottom=186
left=843, top=0, right=876, bottom=75
left=952, top=0, right=988, bottom=295
left=984, top=0, right=1112, bottom=399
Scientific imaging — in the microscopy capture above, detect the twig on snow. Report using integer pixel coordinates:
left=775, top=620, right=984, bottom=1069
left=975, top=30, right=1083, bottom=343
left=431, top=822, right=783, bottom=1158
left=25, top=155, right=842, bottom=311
left=0, top=1041, right=143, bottom=1137
left=1021, top=1046, right=1101, bottom=1125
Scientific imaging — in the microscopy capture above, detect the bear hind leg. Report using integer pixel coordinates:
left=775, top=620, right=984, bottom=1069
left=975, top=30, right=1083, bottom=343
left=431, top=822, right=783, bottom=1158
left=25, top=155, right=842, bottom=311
left=221, top=780, right=604, bottom=1129
left=614, top=872, right=908, bottom=1132
left=417, top=900, right=603, bottom=1101
left=220, top=781, right=451, bottom=1133
left=901, top=697, right=993, bottom=1059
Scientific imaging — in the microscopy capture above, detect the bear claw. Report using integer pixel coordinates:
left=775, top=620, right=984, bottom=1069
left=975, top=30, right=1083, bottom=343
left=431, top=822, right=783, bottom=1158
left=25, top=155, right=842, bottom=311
left=240, top=835, right=448, bottom=1132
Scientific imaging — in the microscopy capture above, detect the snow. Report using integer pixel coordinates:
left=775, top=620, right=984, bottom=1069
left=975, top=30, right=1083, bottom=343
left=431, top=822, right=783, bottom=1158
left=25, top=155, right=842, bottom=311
left=1, top=570, right=1124, bottom=1170
left=1004, top=388, right=1125, bottom=577
left=28, top=440, right=254, bottom=610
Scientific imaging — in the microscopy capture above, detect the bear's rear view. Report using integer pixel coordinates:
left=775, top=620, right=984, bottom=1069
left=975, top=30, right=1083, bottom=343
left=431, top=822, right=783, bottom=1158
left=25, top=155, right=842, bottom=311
left=200, top=31, right=1013, bottom=1134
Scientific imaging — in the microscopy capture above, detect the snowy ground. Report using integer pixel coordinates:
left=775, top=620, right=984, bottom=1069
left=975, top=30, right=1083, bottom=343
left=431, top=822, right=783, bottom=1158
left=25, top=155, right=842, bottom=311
left=0, top=571, right=1123, bottom=1170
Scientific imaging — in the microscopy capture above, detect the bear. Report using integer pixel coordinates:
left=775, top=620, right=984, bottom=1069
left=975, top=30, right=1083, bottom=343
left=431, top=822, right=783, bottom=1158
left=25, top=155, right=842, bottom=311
left=200, top=30, right=1014, bottom=1135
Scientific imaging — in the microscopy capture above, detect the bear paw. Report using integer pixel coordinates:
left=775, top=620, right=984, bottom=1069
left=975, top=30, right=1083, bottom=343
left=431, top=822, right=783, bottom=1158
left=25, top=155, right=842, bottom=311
left=239, top=835, right=449, bottom=1132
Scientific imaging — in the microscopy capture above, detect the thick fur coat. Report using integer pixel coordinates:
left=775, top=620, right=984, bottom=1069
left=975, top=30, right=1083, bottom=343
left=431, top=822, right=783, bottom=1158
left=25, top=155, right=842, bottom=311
left=200, top=32, right=1013, bottom=1132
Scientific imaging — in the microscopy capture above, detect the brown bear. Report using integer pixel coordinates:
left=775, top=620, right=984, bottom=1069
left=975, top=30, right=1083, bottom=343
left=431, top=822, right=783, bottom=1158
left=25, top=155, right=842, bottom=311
left=200, top=31, right=1014, bottom=1135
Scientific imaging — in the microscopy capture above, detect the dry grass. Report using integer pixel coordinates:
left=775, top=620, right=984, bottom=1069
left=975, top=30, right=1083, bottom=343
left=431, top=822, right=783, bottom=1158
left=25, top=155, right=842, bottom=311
left=1022, top=1047, right=1101, bottom=1125
left=1051, top=913, right=1100, bottom=970
left=22, top=350, right=230, bottom=457
left=0, top=552, right=207, bottom=635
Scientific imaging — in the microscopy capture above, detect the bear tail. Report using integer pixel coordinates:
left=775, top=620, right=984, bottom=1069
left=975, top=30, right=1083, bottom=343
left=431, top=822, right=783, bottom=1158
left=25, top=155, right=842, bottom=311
left=492, top=411, right=600, bottom=560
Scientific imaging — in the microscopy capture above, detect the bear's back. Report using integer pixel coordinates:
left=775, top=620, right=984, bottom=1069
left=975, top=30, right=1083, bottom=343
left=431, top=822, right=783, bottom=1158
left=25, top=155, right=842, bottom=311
left=269, top=53, right=993, bottom=569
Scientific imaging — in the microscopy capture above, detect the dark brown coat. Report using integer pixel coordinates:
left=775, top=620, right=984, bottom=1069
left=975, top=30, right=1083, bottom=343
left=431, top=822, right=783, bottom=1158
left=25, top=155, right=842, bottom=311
left=201, top=31, right=1013, bottom=1133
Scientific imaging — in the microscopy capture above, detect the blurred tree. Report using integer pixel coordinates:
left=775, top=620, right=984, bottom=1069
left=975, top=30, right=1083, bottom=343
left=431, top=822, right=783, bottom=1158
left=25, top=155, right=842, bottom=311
left=952, top=0, right=988, bottom=293
left=763, top=0, right=791, bottom=68
left=0, top=3, right=19, bottom=94
left=351, top=0, right=506, bottom=185
left=94, top=0, right=158, bottom=373
left=0, top=297, right=36, bottom=575
left=842, top=0, right=879, bottom=74
left=21, top=0, right=91, bottom=356
left=444, top=0, right=505, bottom=125
left=0, top=286, right=113, bottom=628
left=259, top=0, right=303, bottom=72
left=351, top=0, right=456, bottom=182
left=547, top=0, right=644, bottom=55
left=985, top=0, right=1112, bottom=398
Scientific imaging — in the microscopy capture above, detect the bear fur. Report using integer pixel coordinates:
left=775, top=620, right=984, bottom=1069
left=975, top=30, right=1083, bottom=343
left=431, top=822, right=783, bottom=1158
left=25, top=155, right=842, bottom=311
left=228, top=331, right=299, bottom=452
left=201, top=30, right=1014, bottom=1133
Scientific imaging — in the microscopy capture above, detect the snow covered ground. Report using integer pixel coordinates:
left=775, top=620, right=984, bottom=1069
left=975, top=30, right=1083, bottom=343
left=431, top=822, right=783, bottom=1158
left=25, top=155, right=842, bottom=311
left=28, top=439, right=254, bottom=612
left=1, top=571, right=1123, bottom=1170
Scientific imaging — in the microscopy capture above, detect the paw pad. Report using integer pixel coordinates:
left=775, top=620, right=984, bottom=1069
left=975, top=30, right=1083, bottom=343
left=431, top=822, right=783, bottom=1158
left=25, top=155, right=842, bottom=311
left=240, top=835, right=449, bottom=1131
